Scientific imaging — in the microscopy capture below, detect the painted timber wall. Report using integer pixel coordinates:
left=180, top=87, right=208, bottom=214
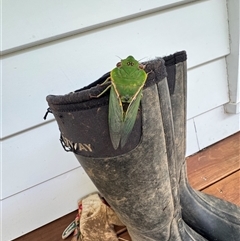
left=1, top=0, right=239, bottom=240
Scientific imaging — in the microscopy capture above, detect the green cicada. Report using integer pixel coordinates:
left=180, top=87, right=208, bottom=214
left=99, top=56, right=148, bottom=149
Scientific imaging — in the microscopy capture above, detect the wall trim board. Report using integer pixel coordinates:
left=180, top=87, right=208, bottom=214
left=1, top=0, right=199, bottom=55
left=225, top=0, right=240, bottom=113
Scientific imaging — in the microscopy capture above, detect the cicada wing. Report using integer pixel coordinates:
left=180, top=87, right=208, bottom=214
left=108, top=86, right=124, bottom=149
left=120, top=90, right=142, bottom=148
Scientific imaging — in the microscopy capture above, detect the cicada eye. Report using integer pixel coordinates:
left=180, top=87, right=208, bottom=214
left=116, top=62, right=121, bottom=67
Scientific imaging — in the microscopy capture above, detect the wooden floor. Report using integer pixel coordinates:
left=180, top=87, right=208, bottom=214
left=14, top=132, right=240, bottom=241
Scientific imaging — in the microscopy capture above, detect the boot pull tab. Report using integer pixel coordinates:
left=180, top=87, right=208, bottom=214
left=43, top=108, right=53, bottom=120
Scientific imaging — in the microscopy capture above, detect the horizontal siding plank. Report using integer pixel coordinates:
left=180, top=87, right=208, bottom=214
left=187, top=58, right=229, bottom=119
left=1, top=0, right=201, bottom=53
left=2, top=0, right=229, bottom=138
left=1, top=168, right=97, bottom=241
left=194, top=105, right=240, bottom=149
left=1, top=122, right=79, bottom=199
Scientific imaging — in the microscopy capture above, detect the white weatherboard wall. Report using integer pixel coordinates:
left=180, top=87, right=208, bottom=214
left=1, top=0, right=239, bottom=240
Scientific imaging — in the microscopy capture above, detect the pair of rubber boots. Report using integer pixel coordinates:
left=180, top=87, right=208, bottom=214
left=46, top=51, right=240, bottom=241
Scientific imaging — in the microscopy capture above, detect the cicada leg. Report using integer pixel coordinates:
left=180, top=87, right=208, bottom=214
left=99, top=76, right=111, bottom=86
left=95, top=84, right=111, bottom=98
left=89, top=77, right=112, bottom=98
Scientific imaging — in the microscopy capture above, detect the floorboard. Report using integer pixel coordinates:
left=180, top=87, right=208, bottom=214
left=13, top=211, right=76, bottom=241
left=203, top=170, right=240, bottom=206
left=187, top=132, right=240, bottom=190
left=13, top=132, right=240, bottom=241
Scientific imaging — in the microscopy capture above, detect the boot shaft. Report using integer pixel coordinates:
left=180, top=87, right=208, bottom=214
left=46, top=52, right=206, bottom=241
left=162, top=52, right=240, bottom=241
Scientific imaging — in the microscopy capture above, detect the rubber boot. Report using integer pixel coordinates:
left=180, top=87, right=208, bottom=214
left=46, top=56, right=206, bottom=241
left=161, top=51, right=240, bottom=241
